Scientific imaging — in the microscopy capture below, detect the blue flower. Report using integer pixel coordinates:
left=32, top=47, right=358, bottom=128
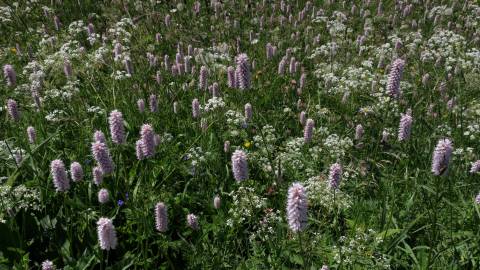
left=117, top=200, right=124, bottom=206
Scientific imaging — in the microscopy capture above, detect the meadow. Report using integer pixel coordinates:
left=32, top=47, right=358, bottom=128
left=1, top=0, right=480, bottom=269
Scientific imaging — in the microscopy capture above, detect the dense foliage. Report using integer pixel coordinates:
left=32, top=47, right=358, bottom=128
left=1, top=0, right=480, bottom=269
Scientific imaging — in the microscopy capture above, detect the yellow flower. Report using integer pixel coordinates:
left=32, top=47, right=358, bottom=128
left=10, top=48, right=17, bottom=54
left=244, top=141, right=251, bottom=148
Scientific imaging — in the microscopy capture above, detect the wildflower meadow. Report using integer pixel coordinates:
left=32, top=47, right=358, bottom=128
left=1, top=0, right=480, bottom=269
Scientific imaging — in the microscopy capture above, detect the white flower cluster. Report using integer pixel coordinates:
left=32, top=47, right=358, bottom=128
left=328, top=65, right=374, bottom=95
left=184, top=146, right=211, bottom=175
left=435, top=124, right=452, bottom=137
left=332, top=229, right=390, bottom=269
left=195, top=42, right=232, bottom=69
left=323, top=134, right=353, bottom=159
left=45, top=109, right=66, bottom=122
left=23, top=60, right=45, bottom=84
left=0, top=141, right=26, bottom=166
left=248, top=208, right=282, bottom=243
left=86, top=105, right=106, bottom=115
left=275, top=137, right=305, bottom=173
left=226, top=186, right=267, bottom=227
left=309, top=42, right=339, bottom=58
left=0, top=6, right=12, bottom=23
left=44, top=80, right=80, bottom=101
left=327, top=12, right=349, bottom=38
left=428, top=5, right=453, bottom=19
left=0, top=184, right=41, bottom=224
left=68, top=20, right=86, bottom=36
left=420, top=30, right=470, bottom=71
left=304, top=176, right=351, bottom=211
left=111, top=70, right=131, bottom=80
left=251, top=125, right=278, bottom=174
left=452, top=147, right=475, bottom=162
left=202, top=97, right=225, bottom=113
left=108, top=17, right=135, bottom=44
left=253, top=125, right=277, bottom=155
left=225, top=110, right=247, bottom=137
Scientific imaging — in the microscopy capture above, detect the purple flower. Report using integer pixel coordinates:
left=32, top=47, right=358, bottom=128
left=475, top=193, right=480, bottom=204
left=98, top=188, right=109, bottom=204
left=97, top=217, right=118, bottom=250
left=213, top=195, right=221, bottom=209
left=91, top=142, right=114, bottom=174
left=27, top=126, right=36, bottom=144
left=50, top=159, right=70, bottom=192
left=93, top=130, right=106, bottom=145
left=231, top=150, right=248, bottom=182
left=114, top=43, right=122, bottom=60
left=164, top=14, right=171, bottom=27
left=201, top=118, right=208, bottom=131
left=355, top=124, right=364, bottom=141
left=149, top=94, right=158, bottom=113
left=227, top=66, right=235, bottom=88
left=431, top=138, right=453, bottom=176
left=70, top=162, right=84, bottom=182
left=266, top=43, right=274, bottom=59
left=137, top=99, right=145, bottom=113
left=156, top=71, right=162, bottom=84
left=155, top=202, right=168, bottom=232
left=53, top=15, right=61, bottom=31
left=289, top=57, right=296, bottom=74
left=140, top=124, right=155, bottom=158
left=87, top=23, right=95, bottom=36
left=63, top=59, right=72, bottom=78
left=199, top=66, right=208, bottom=90
left=117, top=200, right=124, bottom=206
left=193, top=1, right=201, bottom=14
left=192, top=98, right=200, bottom=118
left=212, top=82, right=219, bottom=97
left=173, top=101, right=178, bottom=114
left=224, top=141, right=230, bottom=153
left=381, top=129, right=390, bottom=144
left=304, top=118, right=314, bottom=143
left=299, top=111, right=306, bottom=126
left=387, top=58, right=405, bottom=98
left=186, top=213, right=199, bottom=230
left=422, top=73, right=430, bottom=86
left=328, top=163, right=343, bottom=189
left=41, top=260, right=55, bottom=270
left=136, top=140, right=145, bottom=160
left=235, top=53, right=251, bottom=90
left=299, top=73, right=306, bottom=89
left=93, top=166, right=103, bottom=185
left=3, top=64, right=16, bottom=87
left=286, top=182, right=308, bottom=232
left=244, top=103, right=252, bottom=121
left=108, top=110, right=126, bottom=144
left=7, top=99, right=20, bottom=122
left=278, top=58, right=287, bottom=75
left=124, top=58, right=133, bottom=75
left=470, top=160, right=480, bottom=173
left=398, top=112, right=413, bottom=141
left=164, top=54, right=169, bottom=70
